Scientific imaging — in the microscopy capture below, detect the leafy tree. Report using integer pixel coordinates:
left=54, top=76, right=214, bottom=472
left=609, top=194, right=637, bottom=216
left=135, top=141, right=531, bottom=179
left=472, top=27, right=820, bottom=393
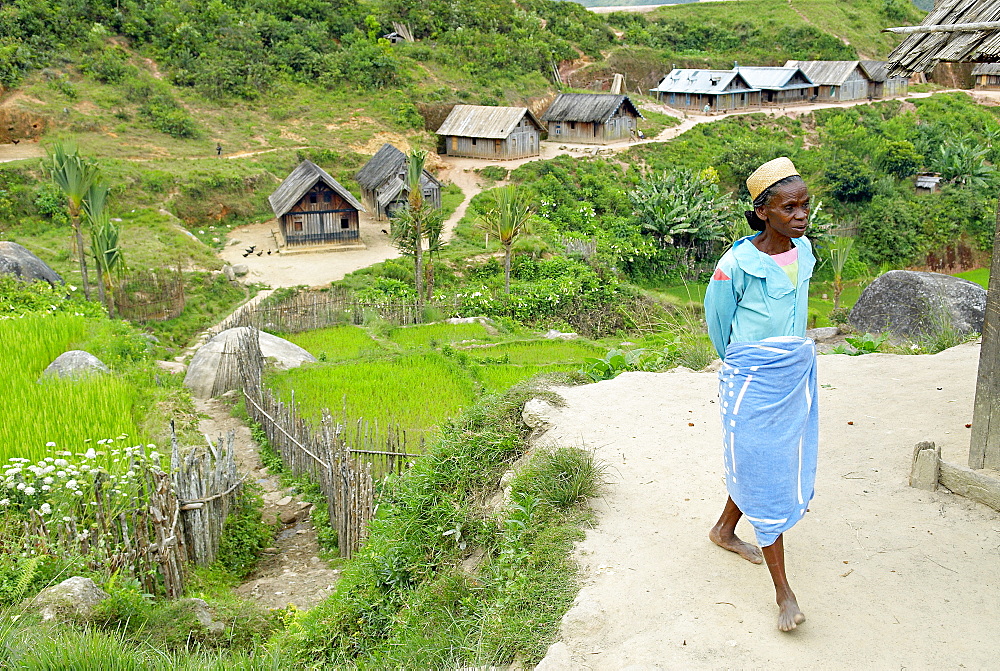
left=934, top=138, right=995, bottom=189
left=876, top=140, right=922, bottom=179
left=825, top=155, right=876, bottom=202
left=477, top=185, right=534, bottom=295
left=628, top=168, right=730, bottom=272
left=47, top=144, right=100, bottom=300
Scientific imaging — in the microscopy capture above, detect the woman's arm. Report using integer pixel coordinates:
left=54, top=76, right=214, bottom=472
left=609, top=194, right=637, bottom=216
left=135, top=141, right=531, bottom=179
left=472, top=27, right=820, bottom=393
left=704, top=260, right=740, bottom=360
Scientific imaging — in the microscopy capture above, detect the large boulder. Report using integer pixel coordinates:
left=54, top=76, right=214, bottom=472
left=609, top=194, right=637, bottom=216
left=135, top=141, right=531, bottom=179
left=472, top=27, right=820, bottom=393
left=850, top=270, right=985, bottom=338
left=40, top=350, right=110, bottom=380
left=184, top=326, right=317, bottom=398
left=27, top=576, right=109, bottom=622
left=0, top=241, right=62, bottom=285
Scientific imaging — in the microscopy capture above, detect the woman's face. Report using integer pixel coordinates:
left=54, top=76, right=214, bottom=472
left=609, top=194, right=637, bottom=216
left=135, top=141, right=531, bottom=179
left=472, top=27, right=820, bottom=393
left=756, top=180, right=810, bottom=238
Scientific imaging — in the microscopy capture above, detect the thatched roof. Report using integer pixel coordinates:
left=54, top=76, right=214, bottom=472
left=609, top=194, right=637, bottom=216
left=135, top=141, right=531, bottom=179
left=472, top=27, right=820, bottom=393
left=541, top=94, right=643, bottom=123
left=435, top=105, right=543, bottom=139
left=355, top=144, right=440, bottom=192
left=269, top=160, right=364, bottom=219
left=887, top=0, right=1000, bottom=75
left=784, top=61, right=864, bottom=86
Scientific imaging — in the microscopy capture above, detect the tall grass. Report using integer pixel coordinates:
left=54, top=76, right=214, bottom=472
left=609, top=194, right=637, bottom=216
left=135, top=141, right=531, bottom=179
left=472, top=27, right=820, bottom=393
left=267, top=353, right=478, bottom=444
left=0, top=315, right=139, bottom=463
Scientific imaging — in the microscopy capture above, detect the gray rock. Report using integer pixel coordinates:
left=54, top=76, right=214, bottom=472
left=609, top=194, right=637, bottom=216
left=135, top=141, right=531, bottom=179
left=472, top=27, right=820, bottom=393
left=522, top=398, right=555, bottom=431
left=183, top=327, right=317, bottom=398
left=543, top=329, right=578, bottom=340
left=222, top=264, right=236, bottom=281
left=41, top=350, right=109, bottom=380
left=176, top=598, right=225, bottom=635
left=850, top=270, right=985, bottom=338
left=232, top=264, right=249, bottom=277
left=0, top=241, right=62, bottom=285
left=28, top=576, right=109, bottom=622
left=806, top=326, right=840, bottom=341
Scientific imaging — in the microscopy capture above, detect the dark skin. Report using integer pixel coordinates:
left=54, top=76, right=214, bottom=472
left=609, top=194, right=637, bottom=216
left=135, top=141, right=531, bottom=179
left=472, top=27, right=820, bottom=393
left=709, top=177, right=809, bottom=632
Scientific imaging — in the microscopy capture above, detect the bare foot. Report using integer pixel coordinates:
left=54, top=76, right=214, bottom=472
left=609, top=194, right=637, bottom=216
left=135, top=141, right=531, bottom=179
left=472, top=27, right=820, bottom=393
left=777, top=597, right=806, bottom=632
left=709, top=526, right=763, bottom=564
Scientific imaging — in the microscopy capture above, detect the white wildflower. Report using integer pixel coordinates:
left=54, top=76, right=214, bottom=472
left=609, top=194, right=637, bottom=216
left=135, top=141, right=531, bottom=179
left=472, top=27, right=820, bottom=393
left=0, top=499, right=8, bottom=506
left=23, top=487, right=35, bottom=496
left=39, top=503, right=51, bottom=515
left=45, top=442, right=56, bottom=447
left=43, top=477, right=53, bottom=485
left=16, top=483, right=24, bottom=491
left=65, top=479, right=78, bottom=490
left=84, top=448, right=96, bottom=460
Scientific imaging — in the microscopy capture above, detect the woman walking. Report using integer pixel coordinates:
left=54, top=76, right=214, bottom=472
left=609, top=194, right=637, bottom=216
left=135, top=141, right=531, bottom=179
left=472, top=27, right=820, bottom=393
left=703, top=156, right=818, bottom=632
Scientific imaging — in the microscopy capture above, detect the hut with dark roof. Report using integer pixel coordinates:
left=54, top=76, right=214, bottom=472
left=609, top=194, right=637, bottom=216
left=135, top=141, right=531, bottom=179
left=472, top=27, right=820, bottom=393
left=435, top=105, right=542, bottom=160
left=541, top=93, right=643, bottom=144
left=355, top=144, right=442, bottom=220
left=973, top=63, right=1000, bottom=89
left=649, top=69, right=760, bottom=112
left=784, top=60, right=871, bottom=102
left=859, top=60, right=909, bottom=98
left=269, top=160, right=365, bottom=248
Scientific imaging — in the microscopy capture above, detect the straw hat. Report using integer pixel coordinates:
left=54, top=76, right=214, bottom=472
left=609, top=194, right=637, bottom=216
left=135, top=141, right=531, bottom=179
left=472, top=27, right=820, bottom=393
left=746, top=157, right=799, bottom=201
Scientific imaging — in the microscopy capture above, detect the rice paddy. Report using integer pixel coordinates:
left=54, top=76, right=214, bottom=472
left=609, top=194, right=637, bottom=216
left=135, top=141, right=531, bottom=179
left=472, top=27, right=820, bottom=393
left=464, top=339, right=604, bottom=365
left=388, top=321, right=493, bottom=348
left=475, top=363, right=578, bottom=394
left=0, top=314, right=140, bottom=464
left=285, top=325, right=382, bottom=362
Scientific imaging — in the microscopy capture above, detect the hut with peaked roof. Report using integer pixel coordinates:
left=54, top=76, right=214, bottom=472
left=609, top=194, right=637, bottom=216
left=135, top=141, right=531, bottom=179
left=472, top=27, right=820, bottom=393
left=355, top=144, right=442, bottom=221
left=737, top=66, right=815, bottom=105
left=269, top=160, right=365, bottom=248
left=650, top=69, right=760, bottom=112
left=784, top=60, right=871, bottom=102
left=541, top=93, right=643, bottom=144
left=973, top=63, right=1000, bottom=89
left=435, top=105, right=543, bottom=160
left=859, top=60, right=910, bottom=98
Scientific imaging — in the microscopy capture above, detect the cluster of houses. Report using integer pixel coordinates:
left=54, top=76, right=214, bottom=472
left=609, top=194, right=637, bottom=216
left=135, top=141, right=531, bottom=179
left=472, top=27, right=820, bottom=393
left=265, top=60, right=912, bottom=250
left=649, top=60, right=909, bottom=112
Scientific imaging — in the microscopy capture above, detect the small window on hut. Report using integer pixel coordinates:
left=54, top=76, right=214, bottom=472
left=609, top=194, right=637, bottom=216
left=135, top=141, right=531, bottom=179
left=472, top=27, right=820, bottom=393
left=292, top=215, right=304, bottom=232
left=324, top=192, right=332, bottom=203
left=340, top=218, right=349, bottom=229
left=309, top=193, right=317, bottom=204
left=472, top=138, right=477, bottom=146
left=569, top=122, right=576, bottom=130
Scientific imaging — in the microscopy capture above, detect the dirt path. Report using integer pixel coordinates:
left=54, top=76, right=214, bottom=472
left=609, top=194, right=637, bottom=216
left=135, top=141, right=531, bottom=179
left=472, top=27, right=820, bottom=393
left=532, top=342, right=1000, bottom=669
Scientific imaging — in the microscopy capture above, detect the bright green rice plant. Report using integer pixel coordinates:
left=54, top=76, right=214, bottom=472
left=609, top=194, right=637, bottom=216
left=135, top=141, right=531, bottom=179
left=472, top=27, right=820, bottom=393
left=285, top=324, right=383, bottom=362
left=465, top=339, right=603, bottom=365
left=476, top=364, right=579, bottom=394
left=389, top=321, right=492, bottom=348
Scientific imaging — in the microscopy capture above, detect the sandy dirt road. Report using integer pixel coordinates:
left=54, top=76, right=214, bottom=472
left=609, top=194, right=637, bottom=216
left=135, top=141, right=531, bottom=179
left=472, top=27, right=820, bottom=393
left=532, top=342, right=1000, bottom=669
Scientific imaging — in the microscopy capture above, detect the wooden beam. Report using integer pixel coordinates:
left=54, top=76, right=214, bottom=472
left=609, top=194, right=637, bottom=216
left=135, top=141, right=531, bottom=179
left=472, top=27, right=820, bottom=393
left=940, top=461, right=1000, bottom=512
left=969, top=191, right=1000, bottom=469
left=884, top=22, right=1000, bottom=34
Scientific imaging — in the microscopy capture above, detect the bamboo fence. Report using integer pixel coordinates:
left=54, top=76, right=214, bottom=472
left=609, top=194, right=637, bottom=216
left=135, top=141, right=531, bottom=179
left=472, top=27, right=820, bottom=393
left=224, top=327, right=412, bottom=558
left=114, top=268, right=186, bottom=322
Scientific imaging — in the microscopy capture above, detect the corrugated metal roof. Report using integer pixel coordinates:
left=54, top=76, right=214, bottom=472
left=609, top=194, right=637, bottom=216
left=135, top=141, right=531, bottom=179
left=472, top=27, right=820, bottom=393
left=355, top=144, right=440, bottom=192
left=973, top=63, right=1000, bottom=74
left=435, top=105, right=543, bottom=139
left=887, top=0, right=1000, bottom=75
left=650, top=69, right=758, bottom=95
left=859, top=60, right=890, bottom=81
left=785, top=60, right=863, bottom=86
left=377, top=177, right=406, bottom=209
left=540, top=94, right=643, bottom=123
left=738, top=67, right=815, bottom=89
left=269, top=160, right=365, bottom=219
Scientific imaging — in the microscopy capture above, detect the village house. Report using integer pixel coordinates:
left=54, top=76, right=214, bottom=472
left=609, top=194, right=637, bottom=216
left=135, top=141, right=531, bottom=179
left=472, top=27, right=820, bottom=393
left=859, top=60, right=909, bottom=98
left=541, top=93, right=643, bottom=144
left=973, top=63, right=1000, bottom=90
left=269, top=160, right=365, bottom=249
left=649, top=69, right=760, bottom=112
left=355, top=144, right=442, bottom=221
left=435, top=105, right=543, bottom=160
left=737, top=66, right=815, bottom=105
left=784, top=60, right=871, bottom=102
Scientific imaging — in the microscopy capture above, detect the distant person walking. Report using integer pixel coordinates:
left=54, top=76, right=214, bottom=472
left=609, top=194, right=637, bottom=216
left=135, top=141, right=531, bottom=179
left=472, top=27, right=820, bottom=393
left=216, top=143, right=223, bottom=157
left=704, top=156, right=818, bottom=632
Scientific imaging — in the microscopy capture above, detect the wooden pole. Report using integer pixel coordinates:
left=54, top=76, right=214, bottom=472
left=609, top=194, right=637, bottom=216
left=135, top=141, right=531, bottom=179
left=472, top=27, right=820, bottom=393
left=970, top=191, right=1000, bottom=469
left=884, top=21, right=1000, bottom=34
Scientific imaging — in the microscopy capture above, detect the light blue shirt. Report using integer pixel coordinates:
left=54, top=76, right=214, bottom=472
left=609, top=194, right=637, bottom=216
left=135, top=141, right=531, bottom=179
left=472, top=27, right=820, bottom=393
left=704, top=234, right=815, bottom=360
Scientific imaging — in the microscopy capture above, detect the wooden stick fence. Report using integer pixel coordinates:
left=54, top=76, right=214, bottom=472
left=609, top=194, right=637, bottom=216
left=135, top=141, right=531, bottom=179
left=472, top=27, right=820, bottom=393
left=227, top=327, right=411, bottom=558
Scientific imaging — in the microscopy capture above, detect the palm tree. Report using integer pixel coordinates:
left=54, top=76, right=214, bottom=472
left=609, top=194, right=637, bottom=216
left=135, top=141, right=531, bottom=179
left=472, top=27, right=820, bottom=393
left=85, top=183, right=124, bottom=317
left=826, top=236, right=854, bottom=310
left=390, top=149, right=443, bottom=309
left=48, top=144, right=100, bottom=299
left=477, top=185, right=533, bottom=294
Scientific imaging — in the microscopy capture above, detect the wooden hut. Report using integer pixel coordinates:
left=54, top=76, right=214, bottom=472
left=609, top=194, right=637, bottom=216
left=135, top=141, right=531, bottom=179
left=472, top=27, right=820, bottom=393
left=785, top=60, right=871, bottom=102
left=973, top=63, right=1000, bottom=89
left=269, top=160, right=365, bottom=248
left=435, top=105, right=543, bottom=160
left=737, top=66, right=815, bottom=105
left=541, top=93, right=643, bottom=144
left=355, top=144, right=442, bottom=221
left=650, top=69, right=760, bottom=112
left=859, top=60, right=910, bottom=98
left=887, top=0, right=1000, bottom=477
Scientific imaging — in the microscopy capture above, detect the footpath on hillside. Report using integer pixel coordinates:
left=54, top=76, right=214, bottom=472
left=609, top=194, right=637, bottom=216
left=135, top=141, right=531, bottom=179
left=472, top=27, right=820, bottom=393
left=530, top=342, right=1000, bottom=669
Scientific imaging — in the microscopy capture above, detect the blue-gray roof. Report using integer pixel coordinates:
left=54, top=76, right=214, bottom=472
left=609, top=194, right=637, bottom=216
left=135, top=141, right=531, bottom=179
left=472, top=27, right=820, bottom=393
left=650, top=69, right=758, bottom=95
left=737, top=67, right=815, bottom=90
